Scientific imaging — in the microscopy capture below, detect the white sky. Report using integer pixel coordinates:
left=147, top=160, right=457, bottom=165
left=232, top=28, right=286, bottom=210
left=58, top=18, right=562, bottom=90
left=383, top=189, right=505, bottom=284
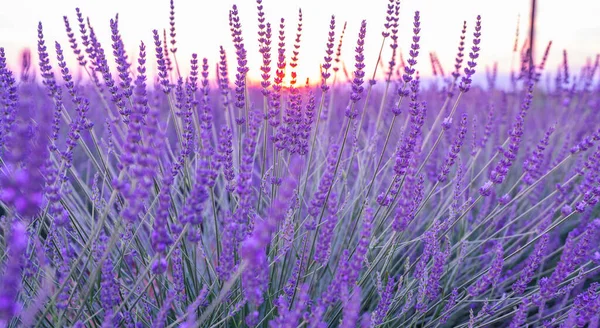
left=1, top=0, right=599, bottom=84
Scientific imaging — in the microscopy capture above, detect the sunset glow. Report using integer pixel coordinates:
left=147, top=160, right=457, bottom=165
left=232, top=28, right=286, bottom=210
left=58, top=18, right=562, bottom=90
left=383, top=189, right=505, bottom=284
left=1, top=0, right=599, bottom=86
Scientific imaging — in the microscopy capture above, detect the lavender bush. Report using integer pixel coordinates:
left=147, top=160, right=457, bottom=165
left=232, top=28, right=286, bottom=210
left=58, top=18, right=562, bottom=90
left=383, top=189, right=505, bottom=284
left=1, top=0, right=600, bottom=327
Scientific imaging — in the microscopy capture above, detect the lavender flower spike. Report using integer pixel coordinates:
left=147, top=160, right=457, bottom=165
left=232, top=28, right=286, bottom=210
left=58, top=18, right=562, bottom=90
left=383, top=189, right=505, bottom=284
left=458, top=15, right=482, bottom=93
left=349, top=20, right=367, bottom=104
left=468, top=241, right=503, bottom=296
left=320, top=15, right=336, bottom=93
left=0, top=222, right=28, bottom=323
left=152, top=29, right=170, bottom=93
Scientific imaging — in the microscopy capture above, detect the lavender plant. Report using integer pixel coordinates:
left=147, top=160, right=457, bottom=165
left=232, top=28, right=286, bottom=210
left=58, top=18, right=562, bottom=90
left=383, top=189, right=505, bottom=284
left=1, top=1, right=600, bottom=327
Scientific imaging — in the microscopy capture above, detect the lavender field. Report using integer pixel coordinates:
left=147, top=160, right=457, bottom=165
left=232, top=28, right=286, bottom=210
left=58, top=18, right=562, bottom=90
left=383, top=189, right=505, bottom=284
left=0, top=0, right=599, bottom=327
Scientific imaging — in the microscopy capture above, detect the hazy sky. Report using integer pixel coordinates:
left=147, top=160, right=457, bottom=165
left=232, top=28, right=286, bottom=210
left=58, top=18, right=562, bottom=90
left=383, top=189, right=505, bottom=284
left=1, top=0, right=599, bottom=84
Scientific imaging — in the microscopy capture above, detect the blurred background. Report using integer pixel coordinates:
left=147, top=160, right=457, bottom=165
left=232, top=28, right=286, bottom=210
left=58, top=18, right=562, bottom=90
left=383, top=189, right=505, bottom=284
left=1, top=0, right=599, bottom=87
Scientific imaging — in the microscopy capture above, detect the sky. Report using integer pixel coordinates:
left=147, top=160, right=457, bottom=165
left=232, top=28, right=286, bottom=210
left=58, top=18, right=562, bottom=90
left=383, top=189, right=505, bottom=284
left=1, top=0, right=599, bottom=86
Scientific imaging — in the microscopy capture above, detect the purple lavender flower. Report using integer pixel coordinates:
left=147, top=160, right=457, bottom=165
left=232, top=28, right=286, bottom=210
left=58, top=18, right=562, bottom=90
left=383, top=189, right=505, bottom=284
left=153, top=29, right=170, bottom=93
left=256, top=1, right=272, bottom=97
left=401, top=11, right=421, bottom=86
left=94, top=234, right=120, bottom=323
left=1, top=116, right=48, bottom=219
left=320, top=15, right=336, bottom=93
left=523, top=125, right=555, bottom=185
left=268, top=18, right=286, bottom=129
left=438, top=113, right=468, bottom=183
left=172, top=246, right=186, bottom=304
left=394, top=101, right=426, bottom=176
left=218, top=46, right=230, bottom=106
left=414, top=223, right=441, bottom=290
left=0, top=48, right=17, bottom=149
left=483, top=81, right=534, bottom=192
left=234, top=110, right=262, bottom=242
left=386, top=1, right=401, bottom=80
left=480, top=105, right=495, bottom=149
left=512, top=234, right=549, bottom=294
left=86, top=18, right=123, bottom=108
left=178, top=287, right=209, bottom=328
left=314, top=194, right=339, bottom=264
left=371, top=276, right=395, bottom=326
left=151, top=170, right=175, bottom=274
left=230, top=5, right=249, bottom=126
left=311, top=250, right=351, bottom=326
left=297, top=89, right=316, bottom=155
left=180, top=157, right=210, bottom=242
left=349, top=20, right=367, bottom=104
left=216, top=126, right=235, bottom=191
left=216, top=212, right=237, bottom=281
left=276, top=12, right=305, bottom=154
left=74, top=8, right=93, bottom=66
left=509, top=298, right=530, bottom=328
left=574, top=151, right=600, bottom=212
left=307, top=144, right=339, bottom=228
left=152, top=291, right=174, bottom=328
left=346, top=208, right=374, bottom=285
left=340, top=286, right=361, bottom=327
left=118, top=41, right=163, bottom=229
left=110, top=14, right=133, bottom=100
left=452, top=21, right=467, bottom=81
left=62, top=15, right=86, bottom=66
left=0, top=222, right=27, bottom=323
left=163, top=30, right=173, bottom=74
left=283, top=250, right=305, bottom=303
left=393, top=173, right=424, bottom=231
left=439, top=288, right=459, bottom=324
left=426, top=238, right=451, bottom=300
left=382, top=0, right=395, bottom=37
left=540, top=220, right=600, bottom=299
left=468, top=242, right=503, bottom=296
left=333, top=22, right=347, bottom=74
left=271, top=284, right=309, bottom=327
left=459, top=15, right=482, bottom=93
left=242, top=156, right=302, bottom=306
left=37, top=22, right=58, bottom=96
left=168, top=0, right=177, bottom=53
left=200, top=57, right=214, bottom=132
left=562, top=283, right=600, bottom=327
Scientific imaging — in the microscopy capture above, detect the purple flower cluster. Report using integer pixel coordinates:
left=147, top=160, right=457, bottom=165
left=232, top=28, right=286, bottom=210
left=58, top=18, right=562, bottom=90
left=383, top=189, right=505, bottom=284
left=438, top=113, right=468, bottom=183
left=540, top=219, right=600, bottom=299
left=1, top=2, right=599, bottom=328
left=242, top=157, right=301, bottom=307
left=394, top=100, right=426, bottom=176
left=468, top=242, right=504, bottom=296
left=483, top=82, right=534, bottom=193
left=307, top=143, right=339, bottom=228
left=563, top=283, right=600, bottom=327
left=320, top=15, right=336, bottom=93
left=458, top=15, right=482, bottom=92
left=0, top=222, right=27, bottom=323
left=402, top=11, right=421, bottom=86
left=512, top=234, right=549, bottom=295
left=349, top=20, right=367, bottom=104
left=230, top=5, right=249, bottom=125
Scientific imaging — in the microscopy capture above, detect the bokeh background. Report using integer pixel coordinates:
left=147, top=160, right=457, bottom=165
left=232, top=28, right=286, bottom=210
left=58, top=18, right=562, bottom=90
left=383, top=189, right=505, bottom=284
left=1, top=0, right=599, bottom=87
